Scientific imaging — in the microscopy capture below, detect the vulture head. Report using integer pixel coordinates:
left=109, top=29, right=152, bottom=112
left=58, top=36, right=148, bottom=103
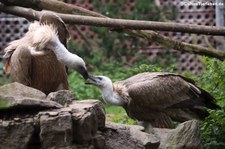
left=86, top=75, right=127, bottom=106
left=86, top=75, right=112, bottom=89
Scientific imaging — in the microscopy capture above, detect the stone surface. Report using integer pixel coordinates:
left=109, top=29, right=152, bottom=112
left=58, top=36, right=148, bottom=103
left=0, top=82, right=46, bottom=98
left=0, top=96, right=63, bottom=110
left=0, top=82, right=62, bottom=110
left=46, top=90, right=74, bottom=106
left=160, top=120, right=203, bottom=149
left=70, top=100, right=106, bottom=129
left=39, top=111, right=73, bottom=149
left=102, top=122, right=160, bottom=149
left=154, top=128, right=172, bottom=149
left=92, top=132, right=106, bottom=149
left=69, top=100, right=105, bottom=143
left=0, top=119, right=34, bottom=149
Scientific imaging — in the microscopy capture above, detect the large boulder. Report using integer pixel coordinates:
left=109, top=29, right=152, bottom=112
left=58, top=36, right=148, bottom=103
left=158, top=120, right=203, bottom=149
left=39, top=110, right=73, bottom=149
left=0, top=119, right=34, bottom=149
left=69, top=100, right=106, bottom=143
left=0, top=82, right=62, bottom=111
left=102, top=122, right=160, bottom=149
left=0, top=82, right=46, bottom=98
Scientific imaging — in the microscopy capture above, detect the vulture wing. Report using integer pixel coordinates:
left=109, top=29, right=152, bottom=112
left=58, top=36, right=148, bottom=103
left=118, top=72, right=218, bottom=128
left=40, top=12, right=69, bottom=48
left=8, top=45, right=32, bottom=86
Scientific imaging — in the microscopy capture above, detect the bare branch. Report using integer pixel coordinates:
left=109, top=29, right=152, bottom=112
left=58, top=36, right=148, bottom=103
left=1, top=1, right=225, bottom=36
left=0, top=0, right=106, bottom=17
left=1, top=2, right=225, bottom=60
left=125, top=30, right=225, bottom=60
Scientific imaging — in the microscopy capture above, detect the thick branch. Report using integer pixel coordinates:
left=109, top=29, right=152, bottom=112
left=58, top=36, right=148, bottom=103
left=125, top=30, right=225, bottom=60
left=1, top=0, right=225, bottom=36
left=0, top=0, right=106, bottom=17
left=0, top=2, right=225, bottom=60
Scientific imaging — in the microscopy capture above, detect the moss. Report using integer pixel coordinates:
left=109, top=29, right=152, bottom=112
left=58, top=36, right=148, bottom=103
left=0, top=97, right=10, bottom=109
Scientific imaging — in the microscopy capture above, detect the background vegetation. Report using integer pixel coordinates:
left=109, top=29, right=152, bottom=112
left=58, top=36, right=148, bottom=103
left=0, top=1, right=224, bottom=148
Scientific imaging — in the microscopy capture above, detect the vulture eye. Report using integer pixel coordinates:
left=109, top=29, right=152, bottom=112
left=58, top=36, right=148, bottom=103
left=79, top=66, right=84, bottom=70
left=97, top=77, right=103, bottom=80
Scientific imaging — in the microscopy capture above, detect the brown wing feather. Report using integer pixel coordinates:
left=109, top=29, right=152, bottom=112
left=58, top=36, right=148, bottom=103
left=10, top=46, right=32, bottom=86
left=119, top=72, right=215, bottom=128
left=122, top=72, right=196, bottom=108
left=40, top=12, right=69, bottom=47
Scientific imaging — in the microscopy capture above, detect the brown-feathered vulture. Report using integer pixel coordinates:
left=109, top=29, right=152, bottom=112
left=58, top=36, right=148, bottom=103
left=85, top=72, right=220, bottom=131
left=4, top=12, right=88, bottom=95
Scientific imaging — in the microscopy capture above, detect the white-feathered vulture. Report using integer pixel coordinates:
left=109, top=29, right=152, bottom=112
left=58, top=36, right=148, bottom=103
left=4, top=12, right=88, bottom=95
left=85, top=72, right=220, bottom=129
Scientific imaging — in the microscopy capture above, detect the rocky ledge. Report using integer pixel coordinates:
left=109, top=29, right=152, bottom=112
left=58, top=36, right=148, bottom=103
left=0, top=83, right=203, bottom=149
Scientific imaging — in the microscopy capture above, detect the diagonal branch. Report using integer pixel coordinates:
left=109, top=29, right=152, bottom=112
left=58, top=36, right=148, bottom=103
left=0, top=2, right=225, bottom=60
left=1, top=0, right=225, bottom=36
left=125, top=30, right=225, bottom=60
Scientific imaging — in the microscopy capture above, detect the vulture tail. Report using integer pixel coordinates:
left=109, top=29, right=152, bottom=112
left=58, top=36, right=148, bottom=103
left=200, top=88, right=221, bottom=110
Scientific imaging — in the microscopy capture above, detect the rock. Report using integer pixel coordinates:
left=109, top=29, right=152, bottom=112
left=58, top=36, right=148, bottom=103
left=160, top=120, right=203, bottom=149
left=102, top=122, right=160, bottom=149
left=153, top=128, right=171, bottom=148
left=0, top=82, right=62, bottom=111
left=0, top=82, right=46, bottom=98
left=130, top=125, right=160, bottom=149
left=0, top=119, right=34, bottom=149
left=0, top=96, right=62, bottom=110
left=39, top=111, right=73, bottom=149
left=46, top=90, right=74, bottom=106
left=69, top=100, right=105, bottom=143
left=71, top=100, right=106, bottom=129
left=92, top=132, right=106, bottom=149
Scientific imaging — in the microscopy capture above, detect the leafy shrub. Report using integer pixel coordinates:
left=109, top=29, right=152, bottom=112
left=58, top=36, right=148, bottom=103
left=193, top=58, right=225, bottom=149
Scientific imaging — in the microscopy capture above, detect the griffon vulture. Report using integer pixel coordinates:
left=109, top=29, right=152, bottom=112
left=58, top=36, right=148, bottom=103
left=85, top=72, right=220, bottom=131
left=4, top=12, right=88, bottom=95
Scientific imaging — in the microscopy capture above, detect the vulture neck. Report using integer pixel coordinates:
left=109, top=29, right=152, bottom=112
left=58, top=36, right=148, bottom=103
left=101, top=84, right=126, bottom=106
left=49, top=38, right=82, bottom=68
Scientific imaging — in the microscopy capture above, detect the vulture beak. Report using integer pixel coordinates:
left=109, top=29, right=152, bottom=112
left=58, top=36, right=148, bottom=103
left=81, top=69, right=89, bottom=80
left=85, top=75, right=98, bottom=85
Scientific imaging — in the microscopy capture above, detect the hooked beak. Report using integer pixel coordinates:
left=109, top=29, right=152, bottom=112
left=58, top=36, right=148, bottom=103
left=81, top=69, right=89, bottom=80
left=77, top=66, right=89, bottom=80
left=85, top=75, right=98, bottom=85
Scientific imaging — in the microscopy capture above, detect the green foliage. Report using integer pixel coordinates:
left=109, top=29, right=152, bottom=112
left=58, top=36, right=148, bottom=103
left=105, top=105, right=136, bottom=125
left=68, top=72, right=101, bottom=100
left=0, top=62, right=11, bottom=86
left=180, top=57, right=225, bottom=148
left=201, top=110, right=225, bottom=149
left=0, top=98, right=10, bottom=109
left=189, top=57, right=225, bottom=149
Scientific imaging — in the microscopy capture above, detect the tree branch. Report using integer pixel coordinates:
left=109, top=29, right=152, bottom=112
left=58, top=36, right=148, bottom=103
left=0, top=2, right=225, bottom=60
left=125, top=30, right=225, bottom=60
left=1, top=0, right=225, bottom=36
left=0, top=0, right=107, bottom=17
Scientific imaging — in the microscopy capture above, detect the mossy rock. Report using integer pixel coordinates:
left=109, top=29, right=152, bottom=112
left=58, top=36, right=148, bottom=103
left=0, top=82, right=46, bottom=99
left=0, top=82, right=61, bottom=111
